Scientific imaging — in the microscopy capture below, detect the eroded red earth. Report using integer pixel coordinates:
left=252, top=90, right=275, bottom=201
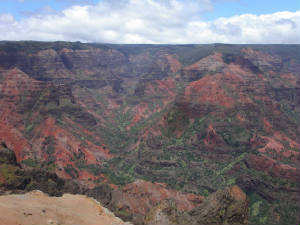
left=116, top=180, right=204, bottom=216
left=0, top=45, right=299, bottom=221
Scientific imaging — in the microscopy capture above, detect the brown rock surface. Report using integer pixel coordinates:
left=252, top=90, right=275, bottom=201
left=115, top=180, right=204, bottom=216
left=144, top=186, right=248, bottom=225
left=0, top=191, right=132, bottom=225
left=105, top=180, right=203, bottom=224
left=144, top=200, right=183, bottom=225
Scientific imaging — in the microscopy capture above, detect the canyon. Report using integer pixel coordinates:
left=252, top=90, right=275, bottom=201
left=0, top=41, right=299, bottom=225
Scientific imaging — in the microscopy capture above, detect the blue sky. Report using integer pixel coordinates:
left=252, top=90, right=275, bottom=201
left=204, top=0, right=300, bottom=20
left=0, top=0, right=299, bottom=43
left=0, top=0, right=96, bottom=20
left=1, top=0, right=299, bottom=21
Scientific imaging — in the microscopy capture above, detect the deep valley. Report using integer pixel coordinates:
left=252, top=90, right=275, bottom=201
left=0, top=41, right=299, bottom=225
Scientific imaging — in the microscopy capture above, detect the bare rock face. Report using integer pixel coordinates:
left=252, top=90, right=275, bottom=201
left=0, top=191, right=133, bottom=225
left=109, top=180, right=204, bottom=224
left=144, top=186, right=248, bottom=225
left=144, top=200, right=183, bottom=225
left=189, top=185, right=248, bottom=225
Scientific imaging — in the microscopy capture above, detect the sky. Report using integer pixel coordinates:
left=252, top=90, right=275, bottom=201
left=0, top=0, right=299, bottom=44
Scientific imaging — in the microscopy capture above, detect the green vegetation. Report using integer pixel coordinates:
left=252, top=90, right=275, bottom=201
left=102, top=157, right=136, bottom=186
left=64, top=165, right=78, bottom=179
left=21, top=158, right=56, bottom=172
left=163, top=104, right=189, bottom=137
left=251, top=200, right=263, bottom=217
left=215, top=153, right=247, bottom=177
left=103, top=168, right=135, bottom=186
left=0, top=42, right=299, bottom=225
left=0, top=41, right=92, bottom=53
left=75, top=160, right=101, bottom=176
left=0, top=164, right=18, bottom=185
left=22, top=158, right=39, bottom=167
left=42, top=136, right=56, bottom=155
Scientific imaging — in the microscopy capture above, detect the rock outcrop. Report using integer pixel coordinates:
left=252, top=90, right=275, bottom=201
left=145, top=186, right=249, bottom=225
left=0, top=191, right=133, bottom=225
left=189, top=185, right=248, bottom=225
left=111, top=180, right=204, bottom=224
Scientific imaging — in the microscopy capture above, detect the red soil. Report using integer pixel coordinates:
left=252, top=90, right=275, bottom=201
left=248, top=154, right=300, bottom=181
left=0, top=122, right=31, bottom=162
left=185, top=75, right=235, bottom=108
left=165, top=54, right=182, bottom=73
left=204, top=124, right=223, bottom=146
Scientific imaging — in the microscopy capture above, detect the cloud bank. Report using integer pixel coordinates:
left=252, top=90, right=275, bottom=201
left=0, top=0, right=299, bottom=44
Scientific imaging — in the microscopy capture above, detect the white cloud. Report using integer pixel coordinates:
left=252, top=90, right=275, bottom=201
left=0, top=0, right=299, bottom=44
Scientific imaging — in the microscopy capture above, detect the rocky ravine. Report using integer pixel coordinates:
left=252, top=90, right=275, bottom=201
left=0, top=42, right=299, bottom=225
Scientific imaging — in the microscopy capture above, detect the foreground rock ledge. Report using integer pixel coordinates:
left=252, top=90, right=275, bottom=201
left=0, top=191, right=132, bottom=225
